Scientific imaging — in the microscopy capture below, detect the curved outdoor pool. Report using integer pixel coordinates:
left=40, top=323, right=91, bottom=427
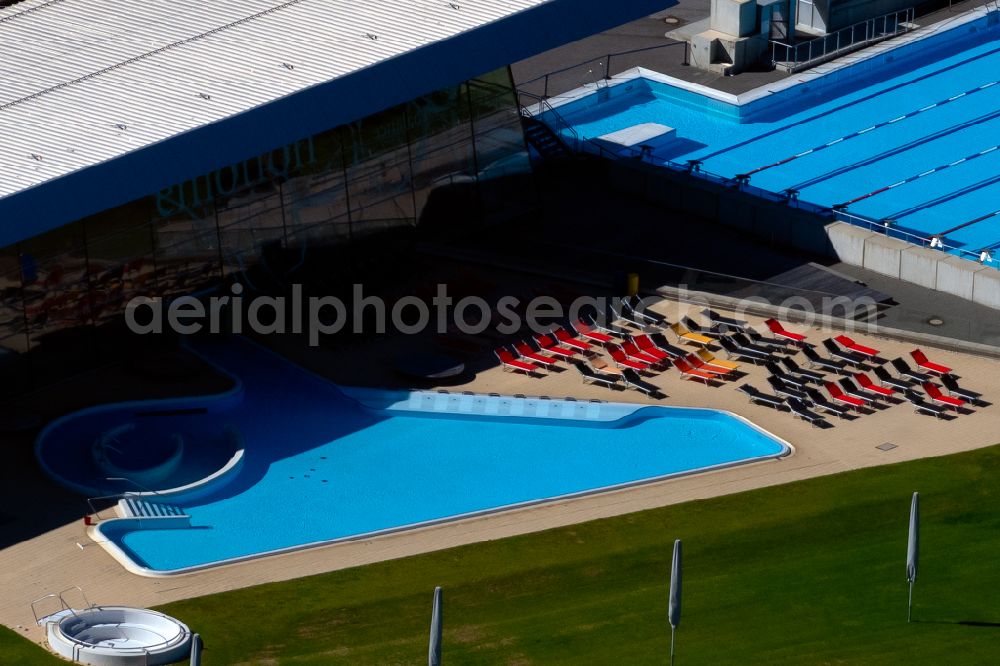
left=37, top=337, right=790, bottom=574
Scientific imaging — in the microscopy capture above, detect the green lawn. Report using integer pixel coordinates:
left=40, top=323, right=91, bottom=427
left=0, top=625, right=66, bottom=665
left=11, top=445, right=1000, bottom=664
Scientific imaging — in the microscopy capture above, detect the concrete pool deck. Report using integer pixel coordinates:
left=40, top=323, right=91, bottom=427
left=3, top=300, right=1000, bottom=649
left=513, top=0, right=1000, bottom=101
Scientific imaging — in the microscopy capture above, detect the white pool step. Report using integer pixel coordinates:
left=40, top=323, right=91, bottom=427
left=118, top=497, right=185, bottom=518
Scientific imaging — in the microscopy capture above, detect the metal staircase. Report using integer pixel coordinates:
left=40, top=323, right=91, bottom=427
left=521, top=114, right=573, bottom=161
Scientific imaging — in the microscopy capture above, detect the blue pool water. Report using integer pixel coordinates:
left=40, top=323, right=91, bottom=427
left=552, top=13, right=1000, bottom=257
left=37, top=338, right=787, bottom=573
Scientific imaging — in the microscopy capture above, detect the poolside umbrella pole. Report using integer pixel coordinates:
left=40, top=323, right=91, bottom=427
left=429, top=586, right=443, bottom=666
left=189, top=633, right=202, bottom=665
left=668, top=539, right=682, bottom=666
left=906, top=492, right=919, bottom=623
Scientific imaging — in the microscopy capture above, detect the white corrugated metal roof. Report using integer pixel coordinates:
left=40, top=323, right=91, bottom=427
left=0, top=0, right=546, bottom=200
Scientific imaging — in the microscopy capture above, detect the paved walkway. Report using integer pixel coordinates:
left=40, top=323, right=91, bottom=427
left=3, top=301, right=997, bottom=650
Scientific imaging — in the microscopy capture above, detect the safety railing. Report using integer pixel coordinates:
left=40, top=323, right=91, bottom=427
left=771, top=8, right=915, bottom=72
left=86, top=476, right=172, bottom=523
left=527, top=112, right=1000, bottom=272
left=31, top=587, right=93, bottom=625
left=833, top=209, right=999, bottom=267
left=519, top=91, right=580, bottom=152
left=517, top=41, right=685, bottom=100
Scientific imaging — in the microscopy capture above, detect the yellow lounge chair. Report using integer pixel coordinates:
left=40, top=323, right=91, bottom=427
left=697, top=349, right=740, bottom=372
left=670, top=322, right=713, bottom=347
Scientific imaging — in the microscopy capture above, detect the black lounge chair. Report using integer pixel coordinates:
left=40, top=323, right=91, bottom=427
left=701, top=308, right=751, bottom=333
left=621, top=368, right=664, bottom=398
left=575, top=362, right=621, bottom=389
left=607, top=302, right=645, bottom=328
left=891, top=357, right=931, bottom=383
left=837, top=378, right=877, bottom=405
left=764, top=361, right=809, bottom=391
left=737, top=384, right=786, bottom=409
left=582, top=312, right=616, bottom=335
left=902, top=389, right=948, bottom=418
left=802, top=345, right=846, bottom=372
left=648, top=332, right=687, bottom=359
left=767, top=375, right=811, bottom=402
left=941, top=374, right=985, bottom=405
left=779, top=356, right=825, bottom=384
left=822, top=338, right=866, bottom=367
left=786, top=397, right=827, bottom=427
left=624, top=297, right=668, bottom=326
left=682, top=316, right=719, bottom=338
left=730, top=332, right=773, bottom=356
left=764, top=362, right=809, bottom=391
left=804, top=388, right=848, bottom=418
left=719, top=335, right=770, bottom=364
left=748, top=329, right=793, bottom=352
left=873, top=365, right=912, bottom=391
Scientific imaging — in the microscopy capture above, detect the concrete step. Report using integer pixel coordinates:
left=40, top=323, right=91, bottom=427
left=119, top=497, right=185, bottom=518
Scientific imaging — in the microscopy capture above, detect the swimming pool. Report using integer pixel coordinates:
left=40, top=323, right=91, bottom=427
left=546, top=9, right=1000, bottom=262
left=37, top=337, right=789, bottom=574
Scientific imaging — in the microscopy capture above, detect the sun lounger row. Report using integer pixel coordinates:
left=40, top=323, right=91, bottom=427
left=609, top=301, right=814, bottom=358
left=610, top=297, right=667, bottom=329
left=737, top=384, right=831, bottom=427
left=497, top=301, right=982, bottom=422
left=576, top=361, right=663, bottom=398
left=494, top=325, right=600, bottom=374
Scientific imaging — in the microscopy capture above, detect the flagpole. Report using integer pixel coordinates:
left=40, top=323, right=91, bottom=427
left=668, top=538, right=682, bottom=666
left=908, top=581, right=913, bottom=623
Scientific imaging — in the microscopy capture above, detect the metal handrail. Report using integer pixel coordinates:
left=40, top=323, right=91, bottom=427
left=771, top=8, right=915, bottom=71
left=31, top=594, right=63, bottom=625
left=519, top=91, right=580, bottom=151
left=31, top=586, right=94, bottom=624
left=517, top=41, right=684, bottom=98
left=531, top=116, right=1000, bottom=270
left=833, top=210, right=998, bottom=266
left=86, top=493, right=129, bottom=521
left=86, top=476, right=172, bottom=522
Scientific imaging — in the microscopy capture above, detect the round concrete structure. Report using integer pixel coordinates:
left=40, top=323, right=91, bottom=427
left=46, top=607, right=191, bottom=665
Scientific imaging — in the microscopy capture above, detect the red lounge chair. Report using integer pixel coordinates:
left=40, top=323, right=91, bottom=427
left=494, top=348, right=542, bottom=375
left=923, top=382, right=964, bottom=410
left=834, top=335, right=879, bottom=358
left=824, top=381, right=866, bottom=409
left=854, top=373, right=894, bottom=398
left=764, top=318, right=807, bottom=344
left=621, top=340, right=662, bottom=364
left=607, top=345, right=650, bottom=371
left=685, top=353, right=731, bottom=376
left=572, top=319, right=613, bottom=343
left=911, top=349, right=952, bottom=375
left=533, top=333, right=578, bottom=358
left=513, top=342, right=558, bottom=367
left=553, top=326, right=593, bottom=352
left=629, top=337, right=670, bottom=362
left=672, top=358, right=715, bottom=384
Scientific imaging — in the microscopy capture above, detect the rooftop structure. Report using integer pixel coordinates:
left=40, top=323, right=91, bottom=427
left=0, top=0, right=666, bottom=245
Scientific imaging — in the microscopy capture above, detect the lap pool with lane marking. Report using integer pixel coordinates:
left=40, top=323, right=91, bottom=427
left=36, top=337, right=788, bottom=574
left=547, top=11, right=1000, bottom=258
